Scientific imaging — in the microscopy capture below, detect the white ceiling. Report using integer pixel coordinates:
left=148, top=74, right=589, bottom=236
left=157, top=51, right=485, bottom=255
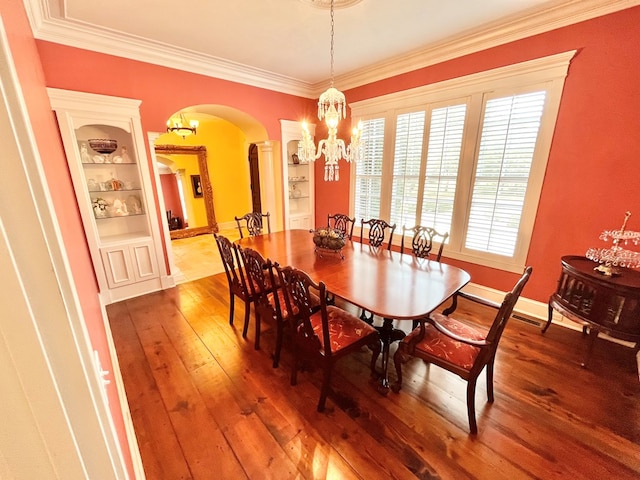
left=25, top=0, right=638, bottom=97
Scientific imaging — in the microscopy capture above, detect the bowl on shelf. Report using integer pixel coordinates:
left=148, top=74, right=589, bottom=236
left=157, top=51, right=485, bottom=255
left=88, top=138, right=118, bottom=154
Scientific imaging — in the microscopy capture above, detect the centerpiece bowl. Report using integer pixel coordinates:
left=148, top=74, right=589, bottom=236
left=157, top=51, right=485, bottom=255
left=311, top=227, right=346, bottom=259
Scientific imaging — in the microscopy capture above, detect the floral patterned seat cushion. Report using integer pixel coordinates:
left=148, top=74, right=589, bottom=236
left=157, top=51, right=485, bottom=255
left=308, top=306, right=378, bottom=352
left=403, top=313, right=488, bottom=371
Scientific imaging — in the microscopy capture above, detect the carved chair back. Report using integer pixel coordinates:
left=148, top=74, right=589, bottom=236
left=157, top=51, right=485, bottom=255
left=235, top=211, right=271, bottom=239
left=327, top=213, right=355, bottom=239
left=401, top=225, right=449, bottom=261
left=360, top=218, right=396, bottom=249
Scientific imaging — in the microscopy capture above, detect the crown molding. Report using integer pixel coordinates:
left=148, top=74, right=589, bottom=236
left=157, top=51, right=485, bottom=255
left=331, top=0, right=640, bottom=93
left=24, top=1, right=314, bottom=97
left=25, top=0, right=640, bottom=99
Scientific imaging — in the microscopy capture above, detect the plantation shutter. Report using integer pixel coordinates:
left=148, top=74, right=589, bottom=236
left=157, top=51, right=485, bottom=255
left=465, top=91, right=546, bottom=256
left=354, top=117, right=385, bottom=221
left=390, top=111, right=426, bottom=227
left=421, top=104, right=466, bottom=235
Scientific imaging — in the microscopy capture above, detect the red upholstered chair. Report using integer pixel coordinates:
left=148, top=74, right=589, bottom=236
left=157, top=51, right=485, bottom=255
left=393, top=266, right=533, bottom=434
left=234, top=211, right=271, bottom=239
left=237, top=246, right=280, bottom=355
left=327, top=213, right=355, bottom=240
left=275, top=264, right=381, bottom=412
left=214, top=234, right=253, bottom=335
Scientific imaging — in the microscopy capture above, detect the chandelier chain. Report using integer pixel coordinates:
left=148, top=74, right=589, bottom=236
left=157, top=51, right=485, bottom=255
left=330, top=0, right=335, bottom=86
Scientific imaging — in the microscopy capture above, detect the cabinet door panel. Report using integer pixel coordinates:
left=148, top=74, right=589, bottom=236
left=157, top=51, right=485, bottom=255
left=131, top=243, right=158, bottom=280
left=101, top=247, right=135, bottom=288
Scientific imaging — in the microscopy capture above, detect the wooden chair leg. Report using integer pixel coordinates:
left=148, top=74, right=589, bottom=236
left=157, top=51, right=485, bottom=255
left=242, top=300, right=251, bottom=338
left=542, top=301, right=554, bottom=333
left=229, top=294, right=235, bottom=325
left=254, top=312, right=261, bottom=350
left=486, top=361, right=495, bottom=403
left=290, top=349, right=299, bottom=386
left=273, top=321, right=283, bottom=368
left=467, top=380, right=478, bottom=435
left=317, top=365, right=333, bottom=412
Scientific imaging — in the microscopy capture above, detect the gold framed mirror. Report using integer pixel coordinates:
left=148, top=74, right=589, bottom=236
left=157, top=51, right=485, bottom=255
left=155, top=144, right=218, bottom=239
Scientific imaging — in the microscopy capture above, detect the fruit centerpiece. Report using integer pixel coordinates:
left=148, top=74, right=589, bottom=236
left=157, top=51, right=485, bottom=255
left=311, top=227, right=346, bottom=258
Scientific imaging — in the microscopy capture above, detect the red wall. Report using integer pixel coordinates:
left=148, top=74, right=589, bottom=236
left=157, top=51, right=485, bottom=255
left=160, top=174, right=184, bottom=224
left=32, top=7, right=640, bottom=306
left=320, top=6, right=640, bottom=301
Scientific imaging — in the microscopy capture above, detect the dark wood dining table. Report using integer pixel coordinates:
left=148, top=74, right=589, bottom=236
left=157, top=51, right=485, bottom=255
left=237, top=229, right=471, bottom=393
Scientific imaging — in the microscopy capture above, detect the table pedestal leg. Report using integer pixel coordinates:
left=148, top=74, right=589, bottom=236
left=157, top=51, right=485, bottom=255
left=373, top=318, right=406, bottom=395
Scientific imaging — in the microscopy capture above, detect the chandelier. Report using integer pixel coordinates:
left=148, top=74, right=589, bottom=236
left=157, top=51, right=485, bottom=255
left=297, top=0, right=363, bottom=181
left=166, top=113, right=199, bottom=139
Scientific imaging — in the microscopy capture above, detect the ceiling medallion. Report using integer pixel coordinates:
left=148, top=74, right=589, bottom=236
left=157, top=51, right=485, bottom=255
left=300, top=0, right=363, bottom=9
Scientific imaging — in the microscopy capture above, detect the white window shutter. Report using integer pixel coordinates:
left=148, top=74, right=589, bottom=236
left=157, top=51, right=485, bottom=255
left=465, top=91, right=546, bottom=256
left=390, top=111, right=425, bottom=227
left=421, top=104, right=466, bottom=235
left=354, top=118, right=385, bottom=220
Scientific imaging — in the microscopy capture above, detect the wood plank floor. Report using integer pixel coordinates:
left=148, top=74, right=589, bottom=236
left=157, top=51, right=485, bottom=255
left=107, top=273, right=640, bottom=479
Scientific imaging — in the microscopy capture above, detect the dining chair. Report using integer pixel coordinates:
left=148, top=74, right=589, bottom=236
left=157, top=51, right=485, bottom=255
left=327, top=213, right=355, bottom=239
left=275, top=263, right=381, bottom=412
left=401, top=225, right=449, bottom=261
left=393, top=266, right=533, bottom=434
left=214, top=233, right=253, bottom=336
left=360, top=218, right=396, bottom=250
left=237, top=246, right=280, bottom=355
left=235, top=211, right=271, bottom=239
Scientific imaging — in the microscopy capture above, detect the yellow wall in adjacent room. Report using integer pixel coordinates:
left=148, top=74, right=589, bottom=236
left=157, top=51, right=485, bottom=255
left=156, top=116, right=252, bottom=226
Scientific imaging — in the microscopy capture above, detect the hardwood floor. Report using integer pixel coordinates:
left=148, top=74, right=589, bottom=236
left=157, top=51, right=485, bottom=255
left=107, top=273, right=640, bottom=479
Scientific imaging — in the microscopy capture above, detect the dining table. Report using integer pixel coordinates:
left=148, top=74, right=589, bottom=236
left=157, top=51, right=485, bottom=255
left=237, top=229, right=471, bottom=393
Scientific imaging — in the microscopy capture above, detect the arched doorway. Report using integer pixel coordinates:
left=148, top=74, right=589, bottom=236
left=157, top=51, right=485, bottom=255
left=150, top=106, right=279, bottom=283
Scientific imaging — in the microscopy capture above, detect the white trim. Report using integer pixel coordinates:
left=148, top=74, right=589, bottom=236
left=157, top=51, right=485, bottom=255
left=0, top=15, right=129, bottom=478
left=350, top=51, right=575, bottom=273
left=100, top=303, right=147, bottom=479
left=335, top=0, right=639, bottom=91
left=22, top=0, right=640, bottom=98
left=148, top=131, right=178, bottom=289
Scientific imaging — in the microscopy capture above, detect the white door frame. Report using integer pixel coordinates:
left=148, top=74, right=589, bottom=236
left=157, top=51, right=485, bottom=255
left=0, top=14, right=134, bottom=479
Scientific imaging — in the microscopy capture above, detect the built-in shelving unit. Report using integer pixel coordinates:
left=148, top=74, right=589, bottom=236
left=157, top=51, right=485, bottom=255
left=281, top=120, right=315, bottom=230
left=48, top=88, right=168, bottom=304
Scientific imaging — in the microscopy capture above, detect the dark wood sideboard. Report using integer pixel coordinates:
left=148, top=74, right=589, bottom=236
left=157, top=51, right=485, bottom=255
left=544, top=255, right=640, bottom=367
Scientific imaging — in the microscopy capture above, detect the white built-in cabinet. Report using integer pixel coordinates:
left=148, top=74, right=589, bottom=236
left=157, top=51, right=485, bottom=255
left=48, top=88, right=167, bottom=304
left=280, top=120, right=315, bottom=230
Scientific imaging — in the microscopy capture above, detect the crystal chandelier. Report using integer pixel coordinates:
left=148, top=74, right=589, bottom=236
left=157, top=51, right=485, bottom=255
left=166, top=112, right=199, bottom=139
left=585, top=211, right=640, bottom=276
left=297, top=0, right=363, bottom=181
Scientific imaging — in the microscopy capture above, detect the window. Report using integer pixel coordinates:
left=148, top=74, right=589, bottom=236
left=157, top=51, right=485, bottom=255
left=350, top=51, right=574, bottom=272
left=354, top=117, right=385, bottom=221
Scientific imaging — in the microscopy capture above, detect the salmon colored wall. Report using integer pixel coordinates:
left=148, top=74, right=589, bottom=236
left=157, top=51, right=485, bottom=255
left=36, top=40, right=315, bottom=262
left=0, top=0, right=134, bottom=476
left=319, top=6, right=640, bottom=303
left=29, top=6, right=640, bottom=306
left=160, top=174, right=183, bottom=223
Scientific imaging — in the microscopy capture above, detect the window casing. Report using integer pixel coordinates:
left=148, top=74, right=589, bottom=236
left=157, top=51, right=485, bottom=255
left=350, top=51, right=575, bottom=272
